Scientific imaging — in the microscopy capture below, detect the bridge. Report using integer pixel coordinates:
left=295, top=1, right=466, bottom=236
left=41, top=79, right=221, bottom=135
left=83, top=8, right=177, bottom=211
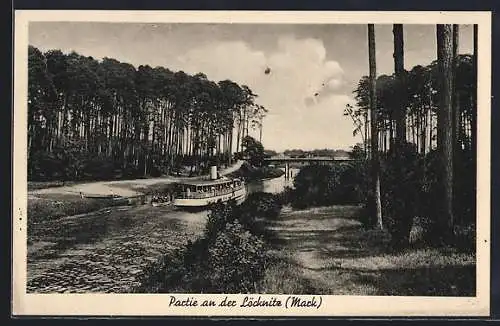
left=263, top=156, right=356, bottom=177
left=264, top=156, right=355, bottom=164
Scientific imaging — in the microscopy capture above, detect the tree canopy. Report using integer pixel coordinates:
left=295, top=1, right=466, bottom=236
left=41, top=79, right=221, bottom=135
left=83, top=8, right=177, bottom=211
left=349, top=54, right=475, bottom=155
left=28, top=46, right=266, bottom=180
left=241, top=135, right=265, bottom=167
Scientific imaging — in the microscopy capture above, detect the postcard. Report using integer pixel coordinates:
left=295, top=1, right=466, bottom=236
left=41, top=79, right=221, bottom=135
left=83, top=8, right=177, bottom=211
left=12, top=10, right=491, bottom=317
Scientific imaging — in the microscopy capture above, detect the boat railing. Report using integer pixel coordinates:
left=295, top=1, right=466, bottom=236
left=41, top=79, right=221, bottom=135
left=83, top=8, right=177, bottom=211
left=177, top=185, right=245, bottom=199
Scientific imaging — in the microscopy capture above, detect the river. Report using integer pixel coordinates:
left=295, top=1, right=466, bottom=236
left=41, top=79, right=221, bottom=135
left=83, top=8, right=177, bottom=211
left=26, top=167, right=300, bottom=293
left=246, top=168, right=299, bottom=195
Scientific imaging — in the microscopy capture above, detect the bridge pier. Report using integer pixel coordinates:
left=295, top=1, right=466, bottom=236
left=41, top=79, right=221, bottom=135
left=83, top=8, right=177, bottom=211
left=284, top=162, right=289, bottom=179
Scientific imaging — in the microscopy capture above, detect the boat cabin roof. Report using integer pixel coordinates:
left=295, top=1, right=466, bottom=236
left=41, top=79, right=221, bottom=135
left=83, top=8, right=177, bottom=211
left=177, top=177, right=242, bottom=187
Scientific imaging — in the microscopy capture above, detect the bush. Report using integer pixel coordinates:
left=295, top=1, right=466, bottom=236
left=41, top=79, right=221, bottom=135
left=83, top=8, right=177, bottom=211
left=276, top=186, right=294, bottom=205
left=28, top=150, right=66, bottom=181
left=207, top=220, right=269, bottom=293
left=359, top=194, right=378, bottom=229
left=82, top=156, right=115, bottom=180
left=240, top=192, right=282, bottom=220
left=138, top=197, right=279, bottom=293
left=336, top=161, right=368, bottom=204
left=205, top=200, right=238, bottom=242
left=230, top=162, right=284, bottom=181
left=454, top=148, right=476, bottom=226
left=237, top=192, right=282, bottom=239
left=291, top=165, right=337, bottom=208
left=380, top=142, right=422, bottom=249
left=289, top=163, right=366, bottom=209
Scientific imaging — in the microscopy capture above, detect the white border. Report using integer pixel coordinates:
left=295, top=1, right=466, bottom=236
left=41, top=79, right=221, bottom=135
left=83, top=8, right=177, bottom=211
left=12, top=10, right=491, bottom=317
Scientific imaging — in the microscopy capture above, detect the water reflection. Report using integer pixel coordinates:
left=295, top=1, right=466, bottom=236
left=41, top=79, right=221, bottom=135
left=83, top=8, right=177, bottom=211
left=247, top=168, right=299, bottom=194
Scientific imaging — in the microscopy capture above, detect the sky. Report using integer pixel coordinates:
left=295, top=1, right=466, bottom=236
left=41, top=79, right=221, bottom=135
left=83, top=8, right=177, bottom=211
left=29, top=22, right=474, bottom=152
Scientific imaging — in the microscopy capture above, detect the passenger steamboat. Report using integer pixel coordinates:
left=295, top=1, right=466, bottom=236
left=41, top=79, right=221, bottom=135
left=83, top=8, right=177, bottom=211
left=172, top=166, right=247, bottom=207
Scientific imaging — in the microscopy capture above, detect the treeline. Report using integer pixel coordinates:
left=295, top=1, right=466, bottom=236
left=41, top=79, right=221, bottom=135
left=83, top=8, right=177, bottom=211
left=28, top=45, right=266, bottom=181
left=282, top=148, right=350, bottom=158
left=341, top=24, right=478, bottom=250
left=345, top=54, right=475, bottom=156
left=289, top=25, right=477, bottom=251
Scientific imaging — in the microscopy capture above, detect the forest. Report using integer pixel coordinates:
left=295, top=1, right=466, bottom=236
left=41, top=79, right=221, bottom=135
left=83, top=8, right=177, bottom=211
left=281, top=24, right=477, bottom=250
left=340, top=24, right=478, bottom=248
left=345, top=54, right=475, bottom=156
left=27, top=45, right=266, bottom=181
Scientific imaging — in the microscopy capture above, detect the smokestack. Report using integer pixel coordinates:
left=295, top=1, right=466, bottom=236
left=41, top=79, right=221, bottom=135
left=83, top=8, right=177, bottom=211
left=210, top=166, right=218, bottom=180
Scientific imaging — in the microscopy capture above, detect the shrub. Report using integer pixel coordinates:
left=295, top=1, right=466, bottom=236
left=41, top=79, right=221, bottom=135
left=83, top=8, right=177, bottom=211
left=359, top=194, right=378, bottom=229
left=237, top=192, right=282, bottom=240
left=230, top=162, right=284, bottom=181
left=291, top=165, right=337, bottom=208
left=28, top=150, right=66, bottom=181
left=240, top=192, right=282, bottom=220
left=276, top=186, right=294, bottom=205
left=417, top=149, right=443, bottom=245
left=205, top=200, right=238, bottom=242
left=207, top=220, right=269, bottom=293
left=289, top=163, right=367, bottom=209
left=138, top=198, right=277, bottom=293
left=241, top=136, right=265, bottom=167
left=138, top=238, right=212, bottom=293
left=82, top=156, right=115, bottom=180
left=453, top=148, right=476, bottom=226
left=336, top=161, right=368, bottom=204
left=380, top=142, right=422, bottom=249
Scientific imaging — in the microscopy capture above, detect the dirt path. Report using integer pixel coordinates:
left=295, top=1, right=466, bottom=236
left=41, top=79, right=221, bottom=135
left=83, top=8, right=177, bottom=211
left=27, top=205, right=208, bottom=293
left=268, top=205, right=475, bottom=296
left=30, top=160, right=244, bottom=198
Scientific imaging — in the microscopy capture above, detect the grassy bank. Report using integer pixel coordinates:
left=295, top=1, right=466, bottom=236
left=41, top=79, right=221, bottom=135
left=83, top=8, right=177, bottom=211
left=28, top=181, right=82, bottom=191
left=260, top=205, right=476, bottom=296
left=28, top=194, right=128, bottom=226
left=132, top=193, right=475, bottom=295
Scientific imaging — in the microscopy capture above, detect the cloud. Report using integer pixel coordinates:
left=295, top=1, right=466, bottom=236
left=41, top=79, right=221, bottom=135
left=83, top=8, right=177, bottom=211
left=175, top=41, right=267, bottom=84
left=173, top=34, right=357, bottom=151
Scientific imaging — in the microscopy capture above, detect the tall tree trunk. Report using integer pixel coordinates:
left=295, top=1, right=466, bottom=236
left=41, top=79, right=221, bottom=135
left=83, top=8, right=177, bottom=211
left=229, top=128, right=234, bottom=164
left=235, top=122, right=241, bottom=154
left=393, top=24, right=407, bottom=148
left=393, top=26, right=416, bottom=247
left=368, top=24, right=383, bottom=229
left=452, top=25, right=461, bottom=148
left=452, top=24, right=461, bottom=221
left=364, top=110, right=369, bottom=157
left=472, top=24, right=477, bottom=163
left=436, top=24, right=455, bottom=243
left=259, top=118, right=263, bottom=143
left=471, top=23, right=478, bottom=228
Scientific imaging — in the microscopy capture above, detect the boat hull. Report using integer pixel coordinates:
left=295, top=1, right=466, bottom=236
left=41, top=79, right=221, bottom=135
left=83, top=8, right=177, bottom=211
left=173, top=187, right=247, bottom=207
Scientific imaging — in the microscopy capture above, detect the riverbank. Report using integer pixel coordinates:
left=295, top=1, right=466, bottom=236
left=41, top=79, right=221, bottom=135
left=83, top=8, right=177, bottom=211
left=27, top=170, right=475, bottom=295
left=27, top=161, right=245, bottom=224
left=26, top=172, right=279, bottom=293
left=260, top=205, right=476, bottom=296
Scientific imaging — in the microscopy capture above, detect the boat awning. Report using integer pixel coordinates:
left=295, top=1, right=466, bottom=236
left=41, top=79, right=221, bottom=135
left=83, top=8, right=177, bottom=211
left=176, top=177, right=239, bottom=187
